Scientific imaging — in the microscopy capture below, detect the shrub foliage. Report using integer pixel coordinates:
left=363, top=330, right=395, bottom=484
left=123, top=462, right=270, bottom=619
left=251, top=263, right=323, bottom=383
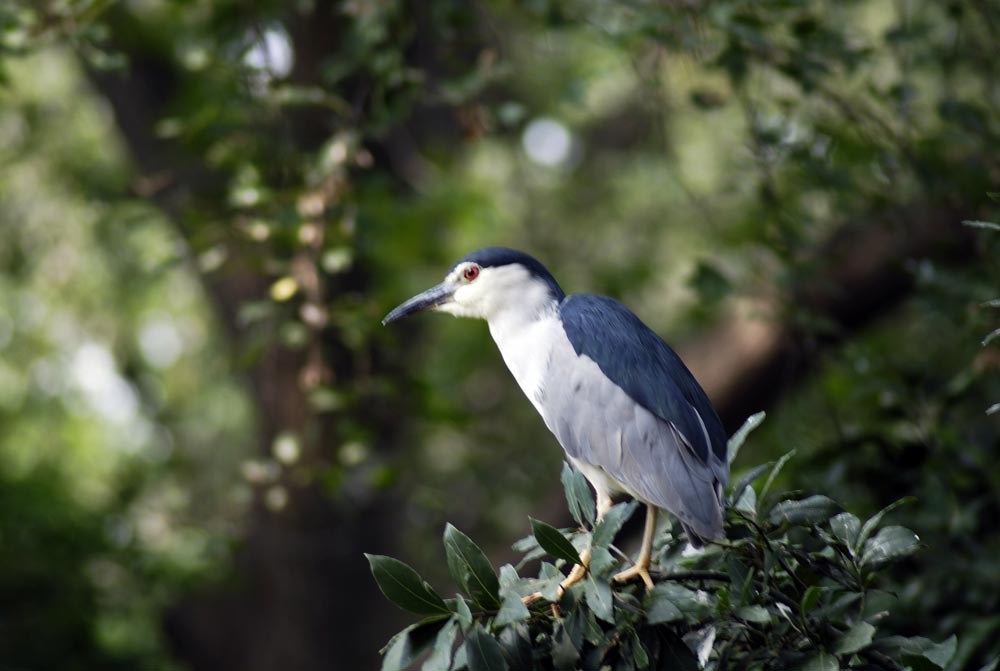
left=368, top=415, right=960, bottom=671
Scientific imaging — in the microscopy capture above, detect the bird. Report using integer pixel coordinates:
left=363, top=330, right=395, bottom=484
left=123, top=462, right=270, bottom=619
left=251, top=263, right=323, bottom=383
left=382, top=247, right=728, bottom=593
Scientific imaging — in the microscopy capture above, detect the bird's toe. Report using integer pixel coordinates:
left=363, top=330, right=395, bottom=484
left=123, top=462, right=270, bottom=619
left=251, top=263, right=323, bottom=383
left=613, top=564, right=654, bottom=590
left=522, top=591, right=543, bottom=605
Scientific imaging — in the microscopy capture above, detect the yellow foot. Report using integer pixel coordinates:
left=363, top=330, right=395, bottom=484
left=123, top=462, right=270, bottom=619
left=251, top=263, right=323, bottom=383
left=613, top=563, right=654, bottom=590
left=559, top=561, right=588, bottom=591
left=521, top=560, right=590, bottom=605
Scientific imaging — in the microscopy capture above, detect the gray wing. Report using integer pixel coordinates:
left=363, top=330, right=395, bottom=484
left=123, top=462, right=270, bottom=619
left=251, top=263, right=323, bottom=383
left=559, top=294, right=729, bottom=484
left=537, top=337, right=724, bottom=542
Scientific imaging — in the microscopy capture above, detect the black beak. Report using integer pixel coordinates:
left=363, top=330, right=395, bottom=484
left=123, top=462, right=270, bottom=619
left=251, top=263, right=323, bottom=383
left=382, top=282, right=455, bottom=325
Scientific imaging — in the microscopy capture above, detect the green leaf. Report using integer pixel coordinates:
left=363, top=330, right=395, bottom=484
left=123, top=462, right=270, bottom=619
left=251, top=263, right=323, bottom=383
left=734, top=483, right=757, bottom=515
left=494, top=563, right=533, bottom=626
left=466, top=623, right=510, bottom=671
left=452, top=594, right=473, bottom=628
left=759, top=450, right=796, bottom=504
left=530, top=518, right=582, bottom=565
left=983, top=328, right=1000, bottom=347
left=584, top=574, right=614, bottom=623
left=963, top=219, right=1000, bottom=231
left=872, top=635, right=957, bottom=670
left=768, top=495, right=840, bottom=526
left=644, top=584, right=710, bottom=624
left=861, top=525, right=920, bottom=567
left=510, top=534, right=546, bottom=568
left=423, top=619, right=459, bottom=671
left=734, top=605, right=771, bottom=624
left=726, top=557, right=751, bottom=604
left=829, top=512, right=861, bottom=550
left=538, top=562, right=566, bottom=602
left=498, top=625, right=534, bottom=671
left=498, top=564, right=521, bottom=591
left=562, top=606, right=588, bottom=651
left=923, top=636, right=959, bottom=668
left=729, top=462, right=771, bottom=504
left=381, top=631, right=411, bottom=671
left=561, top=462, right=596, bottom=527
left=860, top=589, right=899, bottom=620
left=366, top=554, right=451, bottom=616
left=799, top=586, right=823, bottom=617
left=727, top=411, right=766, bottom=465
left=444, top=524, right=501, bottom=610
left=453, top=644, right=468, bottom=670
left=627, top=629, right=650, bottom=670
left=654, top=630, right=700, bottom=671
left=854, top=497, right=914, bottom=555
left=834, top=622, right=876, bottom=655
left=510, top=534, right=539, bottom=554
left=551, top=620, right=580, bottom=671
left=589, top=545, right=618, bottom=579
left=494, top=591, right=531, bottom=628
left=815, top=593, right=862, bottom=621
left=582, top=607, right=604, bottom=646
left=645, top=588, right=684, bottom=624
left=380, top=617, right=450, bottom=671
left=795, top=651, right=839, bottom=671
left=592, top=501, right=638, bottom=548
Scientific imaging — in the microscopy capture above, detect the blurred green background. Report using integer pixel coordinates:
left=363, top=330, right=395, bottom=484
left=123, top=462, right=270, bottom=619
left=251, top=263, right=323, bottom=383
left=1, top=0, right=998, bottom=669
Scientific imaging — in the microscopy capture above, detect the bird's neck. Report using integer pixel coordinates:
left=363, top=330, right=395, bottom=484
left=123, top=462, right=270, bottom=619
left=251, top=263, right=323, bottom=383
left=486, top=301, right=563, bottom=408
left=486, top=300, right=560, bottom=345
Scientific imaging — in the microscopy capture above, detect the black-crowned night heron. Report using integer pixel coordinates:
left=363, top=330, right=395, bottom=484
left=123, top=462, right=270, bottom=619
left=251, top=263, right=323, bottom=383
left=383, top=247, right=728, bottom=593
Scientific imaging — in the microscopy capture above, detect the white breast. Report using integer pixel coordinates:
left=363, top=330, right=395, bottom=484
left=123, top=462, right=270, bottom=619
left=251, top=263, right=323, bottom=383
left=489, top=311, right=636, bottom=505
left=487, top=311, right=567, bottom=418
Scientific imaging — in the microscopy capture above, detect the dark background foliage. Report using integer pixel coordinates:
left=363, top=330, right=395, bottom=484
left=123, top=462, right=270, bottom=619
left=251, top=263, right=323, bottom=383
left=0, top=0, right=998, bottom=669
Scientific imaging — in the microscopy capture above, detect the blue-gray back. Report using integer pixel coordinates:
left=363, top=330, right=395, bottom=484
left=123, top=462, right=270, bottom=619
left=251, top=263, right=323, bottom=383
left=559, top=294, right=728, bottom=475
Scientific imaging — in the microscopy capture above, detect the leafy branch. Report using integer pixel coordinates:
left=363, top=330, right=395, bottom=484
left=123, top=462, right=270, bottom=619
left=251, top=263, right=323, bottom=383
left=367, top=415, right=956, bottom=671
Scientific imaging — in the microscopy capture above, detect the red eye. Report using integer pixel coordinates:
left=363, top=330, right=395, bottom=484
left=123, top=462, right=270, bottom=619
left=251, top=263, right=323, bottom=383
left=464, top=265, right=480, bottom=281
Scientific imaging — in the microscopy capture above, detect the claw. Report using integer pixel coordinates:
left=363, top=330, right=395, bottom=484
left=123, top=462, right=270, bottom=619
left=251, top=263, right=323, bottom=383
left=522, top=591, right=543, bottom=605
left=612, top=505, right=657, bottom=590
left=613, top=563, right=654, bottom=590
left=522, top=548, right=591, bottom=605
left=520, top=592, right=564, bottom=618
left=559, top=560, right=588, bottom=591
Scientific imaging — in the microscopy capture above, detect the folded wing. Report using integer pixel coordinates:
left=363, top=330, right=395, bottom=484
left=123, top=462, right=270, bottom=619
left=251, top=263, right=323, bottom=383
left=540, top=294, right=729, bottom=542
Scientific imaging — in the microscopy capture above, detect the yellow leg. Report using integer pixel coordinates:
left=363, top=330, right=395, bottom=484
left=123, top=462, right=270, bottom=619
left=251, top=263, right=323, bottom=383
left=557, top=546, right=590, bottom=589
left=523, top=490, right=614, bottom=604
left=613, top=505, right=657, bottom=590
left=595, top=491, right=614, bottom=521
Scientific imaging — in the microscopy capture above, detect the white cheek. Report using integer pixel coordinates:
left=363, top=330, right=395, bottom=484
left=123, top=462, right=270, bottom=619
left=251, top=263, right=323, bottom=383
left=440, top=283, right=487, bottom=318
left=454, top=283, right=485, bottom=306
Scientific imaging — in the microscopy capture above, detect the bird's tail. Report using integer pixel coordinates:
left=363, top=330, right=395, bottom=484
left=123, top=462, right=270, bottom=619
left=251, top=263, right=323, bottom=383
left=682, top=522, right=724, bottom=548
left=683, top=483, right=725, bottom=547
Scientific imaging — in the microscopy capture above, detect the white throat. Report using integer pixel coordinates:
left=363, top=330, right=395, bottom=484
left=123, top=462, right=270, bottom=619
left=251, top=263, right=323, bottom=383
left=479, top=266, right=562, bottom=352
left=487, top=300, right=564, bottom=415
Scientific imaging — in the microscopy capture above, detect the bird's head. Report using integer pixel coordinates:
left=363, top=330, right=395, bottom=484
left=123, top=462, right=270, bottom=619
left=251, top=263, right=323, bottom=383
left=382, top=247, right=565, bottom=325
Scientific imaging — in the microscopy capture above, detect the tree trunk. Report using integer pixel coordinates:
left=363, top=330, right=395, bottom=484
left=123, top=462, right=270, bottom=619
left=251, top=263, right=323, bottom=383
left=84, top=3, right=434, bottom=668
